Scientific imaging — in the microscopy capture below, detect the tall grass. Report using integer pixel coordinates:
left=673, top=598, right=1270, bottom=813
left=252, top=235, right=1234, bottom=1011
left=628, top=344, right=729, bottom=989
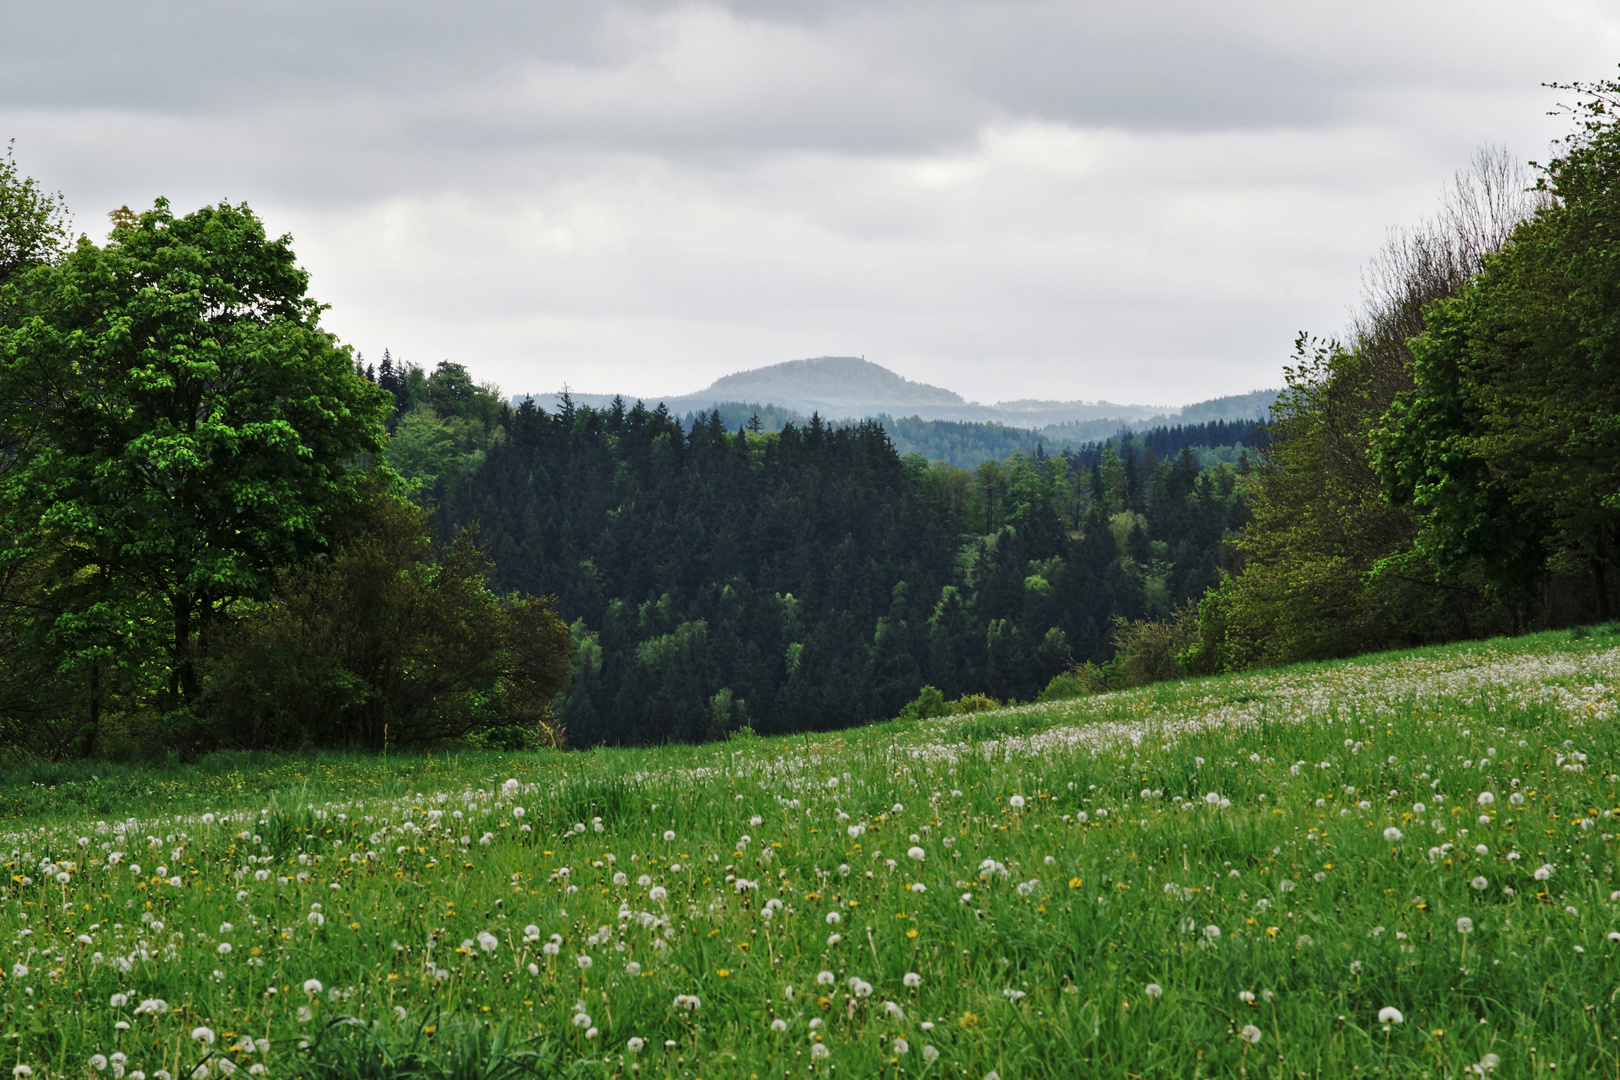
left=2, top=626, right=1619, bottom=1077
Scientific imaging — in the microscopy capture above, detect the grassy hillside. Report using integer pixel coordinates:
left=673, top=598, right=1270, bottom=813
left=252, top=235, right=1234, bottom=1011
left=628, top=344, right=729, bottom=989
left=5, top=627, right=1620, bottom=1078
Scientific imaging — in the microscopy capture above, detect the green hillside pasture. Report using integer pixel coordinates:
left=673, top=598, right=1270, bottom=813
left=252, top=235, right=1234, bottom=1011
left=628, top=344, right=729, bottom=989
left=4, top=629, right=1620, bottom=1078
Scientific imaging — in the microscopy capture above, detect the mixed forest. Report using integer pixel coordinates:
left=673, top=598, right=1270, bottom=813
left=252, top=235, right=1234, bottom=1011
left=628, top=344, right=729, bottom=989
left=358, top=353, right=1253, bottom=744
left=1, top=73, right=1619, bottom=758
left=434, top=399, right=1248, bottom=745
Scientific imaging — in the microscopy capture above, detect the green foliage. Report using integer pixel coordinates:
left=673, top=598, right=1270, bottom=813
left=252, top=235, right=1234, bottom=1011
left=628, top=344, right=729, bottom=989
left=878, top=413, right=1263, bottom=472
left=0, top=199, right=393, bottom=719
left=897, top=685, right=949, bottom=720
left=1190, top=147, right=1556, bottom=672
left=1378, top=79, right=1620, bottom=621
left=1111, top=602, right=1200, bottom=685
left=1197, top=337, right=1477, bottom=670
left=1036, top=669, right=1092, bottom=701
left=200, top=486, right=571, bottom=751
left=1199, top=124, right=1620, bottom=672
left=1044, top=602, right=1205, bottom=698
left=676, top=400, right=802, bottom=435
left=706, top=687, right=748, bottom=741
left=389, top=406, right=470, bottom=490
left=381, top=363, right=508, bottom=501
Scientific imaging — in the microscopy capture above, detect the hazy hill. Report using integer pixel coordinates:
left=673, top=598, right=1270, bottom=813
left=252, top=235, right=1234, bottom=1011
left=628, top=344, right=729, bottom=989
left=514, top=356, right=1276, bottom=429
left=702, top=356, right=963, bottom=411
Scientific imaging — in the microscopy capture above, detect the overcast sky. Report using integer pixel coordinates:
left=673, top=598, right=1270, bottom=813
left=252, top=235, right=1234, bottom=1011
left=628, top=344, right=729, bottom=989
left=4, top=1, right=1617, bottom=405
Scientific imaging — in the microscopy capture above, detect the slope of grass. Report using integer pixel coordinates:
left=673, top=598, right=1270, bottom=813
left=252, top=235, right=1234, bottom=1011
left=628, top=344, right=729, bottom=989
left=4, top=626, right=1620, bottom=1078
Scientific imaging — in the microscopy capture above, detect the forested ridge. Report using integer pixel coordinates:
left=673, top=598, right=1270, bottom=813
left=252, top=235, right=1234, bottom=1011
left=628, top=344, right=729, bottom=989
left=425, top=397, right=1247, bottom=745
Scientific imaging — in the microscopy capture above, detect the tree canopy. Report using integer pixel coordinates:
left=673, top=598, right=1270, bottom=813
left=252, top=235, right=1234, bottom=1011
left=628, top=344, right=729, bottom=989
left=1378, top=80, right=1620, bottom=620
left=1190, top=94, right=1620, bottom=675
left=0, top=199, right=393, bottom=712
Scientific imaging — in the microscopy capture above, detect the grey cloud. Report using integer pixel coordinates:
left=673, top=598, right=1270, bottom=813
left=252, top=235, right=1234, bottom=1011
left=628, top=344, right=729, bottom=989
left=4, top=0, right=1618, bottom=403
left=0, top=1, right=611, bottom=111
left=6, top=0, right=1602, bottom=167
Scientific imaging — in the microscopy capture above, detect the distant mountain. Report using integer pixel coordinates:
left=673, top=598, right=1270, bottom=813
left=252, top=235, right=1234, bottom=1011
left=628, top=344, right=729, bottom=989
left=701, top=356, right=963, bottom=411
left=513, top=356, right=1275, bottom=429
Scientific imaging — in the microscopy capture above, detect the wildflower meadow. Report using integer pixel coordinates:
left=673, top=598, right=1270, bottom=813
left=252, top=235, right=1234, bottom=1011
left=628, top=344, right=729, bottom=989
left=5, top=626, right=1620, bottom=1079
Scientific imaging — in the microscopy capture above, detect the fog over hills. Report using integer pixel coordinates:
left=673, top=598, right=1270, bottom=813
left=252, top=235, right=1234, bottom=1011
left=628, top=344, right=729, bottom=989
left=516, top=356, right=1273, bottom=428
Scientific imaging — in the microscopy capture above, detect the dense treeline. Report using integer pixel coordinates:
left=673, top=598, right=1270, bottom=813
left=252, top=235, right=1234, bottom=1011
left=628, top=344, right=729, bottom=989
left=878, top=414, right=1053, bottom=466
left=1180, top=82, right=1620, bottom=674
left=1064, top=420, right=1260, bottom=470
left=880, top=415, right=1260, bottom=471
left=434, top=397, right=1248, bottom=744
left=516, top=398, right=1264, bottom=470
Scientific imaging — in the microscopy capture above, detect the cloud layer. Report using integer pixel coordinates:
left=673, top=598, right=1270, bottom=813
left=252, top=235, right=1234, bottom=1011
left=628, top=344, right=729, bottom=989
left=4, top=0, right=1617, bottom=403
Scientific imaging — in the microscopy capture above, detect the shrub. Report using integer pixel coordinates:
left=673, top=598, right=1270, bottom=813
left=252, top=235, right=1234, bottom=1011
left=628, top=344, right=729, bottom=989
left=1040, top=602, right=1203, bottom=700
left=1037, top=670, right=1094, bottom=701
left=201, top=488, right=571, bottom=750
left=1111, top=602, right=1200, bottom=687
left=897, top=685, right=949, bottom=721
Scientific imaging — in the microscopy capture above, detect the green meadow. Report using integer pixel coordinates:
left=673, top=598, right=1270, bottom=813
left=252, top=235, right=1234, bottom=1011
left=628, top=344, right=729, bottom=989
left=5, top=626, right=1620, bottom=1079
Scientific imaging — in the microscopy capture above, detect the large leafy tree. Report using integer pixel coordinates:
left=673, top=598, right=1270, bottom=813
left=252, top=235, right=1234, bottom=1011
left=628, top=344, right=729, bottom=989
left=0, top=199, right=392, bottom=707
left=1378, top=79, right=1620, bottom=621
left=1185, top=149, right=1545, bottom=673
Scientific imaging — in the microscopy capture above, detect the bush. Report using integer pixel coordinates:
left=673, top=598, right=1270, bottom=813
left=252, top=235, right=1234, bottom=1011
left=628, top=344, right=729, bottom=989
left=1040, top=602, right=1203, bottom=700
left=897, top=685, right=949, bottom=721
left=1111, top=602, right=1200, bottom=687
left=894, top=686, right=1008, bottom=721
left=201, top=488, right=571, bottom=750
left=1037, top=670, right=1094, bottom=701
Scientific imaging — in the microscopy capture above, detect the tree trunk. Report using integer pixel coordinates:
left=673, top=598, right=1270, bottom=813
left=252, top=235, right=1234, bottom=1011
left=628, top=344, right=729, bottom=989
left=171, top=599, right=198, bottom=705
left=1595, top=525, right=1612, bottom=622
left=83, top=663, right=100, bottom=758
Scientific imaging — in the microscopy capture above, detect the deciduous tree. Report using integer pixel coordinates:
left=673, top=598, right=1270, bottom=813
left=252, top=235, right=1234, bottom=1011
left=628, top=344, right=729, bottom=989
left=0, top=200, right=392, bottom=708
